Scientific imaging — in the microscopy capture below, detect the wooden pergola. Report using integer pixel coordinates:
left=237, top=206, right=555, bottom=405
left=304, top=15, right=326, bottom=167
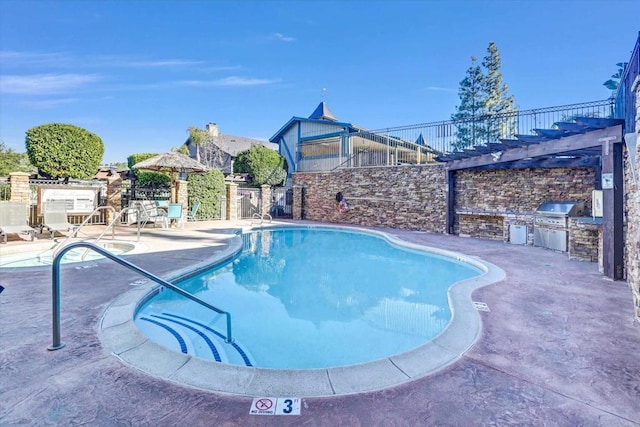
left=436, top=117, right=625, bottom=280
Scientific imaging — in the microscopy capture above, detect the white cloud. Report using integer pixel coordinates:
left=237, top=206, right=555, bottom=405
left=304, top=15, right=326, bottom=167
left=0, top=50, right=216, bottom=70
left=102, top=58, right=206, bottom=68
left=0, top=73, right=101, bottom=95
left=179, top=76, right=280, bottom=87
left=215, top=76, right=280, bottom=86
left=270, top=32, right=295, bottom=42
left=425, top=86, right=456, bottom=92
left=200, top=65, right=243, bottom=72
left=0, top=51, right=70, bottom=66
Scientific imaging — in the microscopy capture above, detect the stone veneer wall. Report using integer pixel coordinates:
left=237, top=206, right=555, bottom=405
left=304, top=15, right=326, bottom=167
left=293, top=164, right=447, bottom=232
left=455, top=168, right=596, bottom=213
left=454, top=168, right=596, bottom=242
left=105, top=176, right=122, bottom=224
left=8, top=172, right=31, bottom=204
left=294, top=165, right=597, bottom=238
left=568, top=219, right=599, bottom=262
left=457, top=214, right=503, bottom=240
left=624, top=75, right=640, bottom=321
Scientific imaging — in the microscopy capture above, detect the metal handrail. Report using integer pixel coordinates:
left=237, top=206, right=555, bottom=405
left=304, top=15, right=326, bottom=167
left=251, top=213, right=272, bottom=225
left=54, top=206, right=117, bottom=251
left=48, top=242, right=234, bottom=351
left=79, top=207, right=142, bottom=261
left=36, top=205, right=117, bottom=262
left=92, top=206, right=142, bottom=243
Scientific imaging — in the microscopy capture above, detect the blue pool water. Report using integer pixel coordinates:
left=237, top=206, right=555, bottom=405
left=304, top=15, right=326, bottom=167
left=135, top=228, right=483, bottom=369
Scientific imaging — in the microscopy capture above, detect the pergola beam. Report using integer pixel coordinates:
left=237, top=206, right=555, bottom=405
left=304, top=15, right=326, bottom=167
left=446, top=126, right=623, bottom=171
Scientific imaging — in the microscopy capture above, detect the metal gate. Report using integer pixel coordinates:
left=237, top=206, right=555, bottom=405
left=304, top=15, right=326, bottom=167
left=270, top=187, right=293, bottom=218
left=237, top=187, right=261, bottom=219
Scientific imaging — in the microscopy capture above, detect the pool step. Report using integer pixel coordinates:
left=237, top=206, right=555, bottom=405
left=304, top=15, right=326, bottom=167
left=137, top=313, right=253, bottom=366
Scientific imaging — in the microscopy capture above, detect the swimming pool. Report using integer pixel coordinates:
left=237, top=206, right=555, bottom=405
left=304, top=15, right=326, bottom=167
left=135, top=227, right=483, bottom=369
left=0, top=240, right=137, bottom=268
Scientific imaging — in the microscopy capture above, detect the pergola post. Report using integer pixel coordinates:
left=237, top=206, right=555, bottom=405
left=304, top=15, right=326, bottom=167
left=446, top=169, right=456, bottom=234
left=600, top=135, right=624, bottom=280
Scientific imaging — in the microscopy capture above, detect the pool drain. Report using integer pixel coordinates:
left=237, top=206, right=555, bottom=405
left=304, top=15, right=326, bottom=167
left=473, top=301, right=490, bottom=312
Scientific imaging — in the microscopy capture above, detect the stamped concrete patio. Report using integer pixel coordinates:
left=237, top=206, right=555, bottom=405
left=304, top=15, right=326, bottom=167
left=0, top=221, right=638, bottom=426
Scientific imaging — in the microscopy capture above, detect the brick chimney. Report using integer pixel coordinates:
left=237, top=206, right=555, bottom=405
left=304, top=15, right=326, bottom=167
left=206, top=123, right=219, bottom=137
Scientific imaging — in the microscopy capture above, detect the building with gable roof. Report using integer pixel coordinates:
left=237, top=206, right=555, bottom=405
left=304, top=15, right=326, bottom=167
left=269, top=102, right=361, bottom=177
left=186, top=123, right=278, bottom=175
left=270, top=102, right=438, bottom=178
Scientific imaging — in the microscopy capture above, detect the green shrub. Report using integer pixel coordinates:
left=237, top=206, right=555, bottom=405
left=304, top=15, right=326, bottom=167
left=0, top=142, right=35, bottom=176
left=127, top=153, right=170, bottom=187
left=0, top=183, right=10, bottom=201
left=234, top=145, right=287, bottom=187
left=26, top=123, right=104, bottom=178
left=187, top=169, right=226, bottom=219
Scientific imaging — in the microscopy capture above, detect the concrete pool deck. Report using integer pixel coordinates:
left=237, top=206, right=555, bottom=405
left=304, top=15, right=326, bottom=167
left=1, top=220, right=639, bottom=425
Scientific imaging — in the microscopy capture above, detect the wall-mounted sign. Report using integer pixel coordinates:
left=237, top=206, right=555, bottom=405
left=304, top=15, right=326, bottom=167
left=601, top=173, right=614, bottom=189
left=39, top=186, right=99, bottom=214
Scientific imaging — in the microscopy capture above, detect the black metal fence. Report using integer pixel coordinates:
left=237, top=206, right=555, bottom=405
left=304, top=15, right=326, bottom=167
left=271, top=187, right=293, bottom=218
left=237, top=187, right=261, bottom=219
left=121, top=187, right=171, bottom=209
left=614, top=32, right=639, bottom=133
left=364, top=99, right=615, bottom=155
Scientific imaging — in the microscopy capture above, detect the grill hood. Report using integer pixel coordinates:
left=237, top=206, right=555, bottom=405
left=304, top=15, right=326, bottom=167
left=535, top=201, right=585, bottom=217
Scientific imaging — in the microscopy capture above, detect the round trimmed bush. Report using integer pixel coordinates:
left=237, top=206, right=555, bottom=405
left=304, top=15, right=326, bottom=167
left=26, top=123, right=104, bottom=178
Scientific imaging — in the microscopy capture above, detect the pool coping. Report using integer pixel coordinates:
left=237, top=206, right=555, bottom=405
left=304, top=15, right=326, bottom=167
left=98, top=225, right=505, bottom=397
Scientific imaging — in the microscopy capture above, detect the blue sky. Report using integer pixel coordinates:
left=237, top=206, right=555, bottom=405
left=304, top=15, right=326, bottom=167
left=1, top=0, right=638, bottom=164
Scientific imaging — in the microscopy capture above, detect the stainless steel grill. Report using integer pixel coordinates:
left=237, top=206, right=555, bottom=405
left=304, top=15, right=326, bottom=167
left=533, top=202, right=585, bottom=252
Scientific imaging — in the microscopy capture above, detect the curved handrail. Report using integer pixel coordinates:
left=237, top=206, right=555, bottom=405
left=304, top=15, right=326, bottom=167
left=90, top=206, right=142, bottom=244
left=37, top=205, right=117, bottom=262
left=251, top=213, right=263, bottom=225
left=53, top=206, right=117, bottom=251
left=48, top=242, right=234, bottom=351
left=251, top=213, right=272, bottom=226
left=79, top=206, right=142, bottom=261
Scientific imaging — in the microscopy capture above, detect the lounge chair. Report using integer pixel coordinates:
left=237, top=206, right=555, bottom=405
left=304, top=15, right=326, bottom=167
left=42, top=201, right=78, bottom=239
left=131, top=200, right=167, bottom=228
left=166, top=203, right=184, bottom=228
left=187, top=200, right=200, bottom=221
left=0, top=202, right=36, bottom=243
left=155, top=200, right=169, bottom=209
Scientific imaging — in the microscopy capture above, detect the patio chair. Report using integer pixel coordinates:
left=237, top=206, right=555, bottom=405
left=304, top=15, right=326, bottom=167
left=131, top=200, right=167, bottom=228
left=166, top=203, right=184, bottom=228
left=155, top=200, right=169, bottom=209
left=42, top=201, right=78, bottom=240
left=0, top=202, right=36, bottom=244
left=186, top=200, right=200, bottom=221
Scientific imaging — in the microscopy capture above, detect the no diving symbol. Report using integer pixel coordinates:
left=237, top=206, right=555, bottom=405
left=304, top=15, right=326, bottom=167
left=250, top=397, right=301, bottom=415
left=255, top=398, right=273, bottom=411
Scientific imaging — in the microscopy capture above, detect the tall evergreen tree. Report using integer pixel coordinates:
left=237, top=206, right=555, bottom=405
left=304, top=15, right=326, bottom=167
left=451, top=42, right=517, bottom=150
left=482, top=42, right=516, bottom=143
left=451, top=56, right=486, bottom=149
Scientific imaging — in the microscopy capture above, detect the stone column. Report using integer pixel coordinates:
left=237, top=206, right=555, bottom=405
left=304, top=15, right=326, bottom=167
left=630, top=75, right=640, bottom=321
left=105, top=176, right=122, bottom=224
left=176, top=179, right=188, bottom=210
left=260, top=185, right=272, bottom=218
left=9, top=172, right=31, bottom=204
left=292, top=184, right=304, bottom=220
left=226, top=182, right=238, bottom=221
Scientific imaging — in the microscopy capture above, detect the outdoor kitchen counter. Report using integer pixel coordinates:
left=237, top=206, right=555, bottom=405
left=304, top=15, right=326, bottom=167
left=568, top=217, right=602, bottom=262
left=455, top=209, right=536, bottom=216
left=573, top=217, right=603, bottom=226
left=455, top=209, right=536, bottom=243
left=455, top=210, right=601, bottom=265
